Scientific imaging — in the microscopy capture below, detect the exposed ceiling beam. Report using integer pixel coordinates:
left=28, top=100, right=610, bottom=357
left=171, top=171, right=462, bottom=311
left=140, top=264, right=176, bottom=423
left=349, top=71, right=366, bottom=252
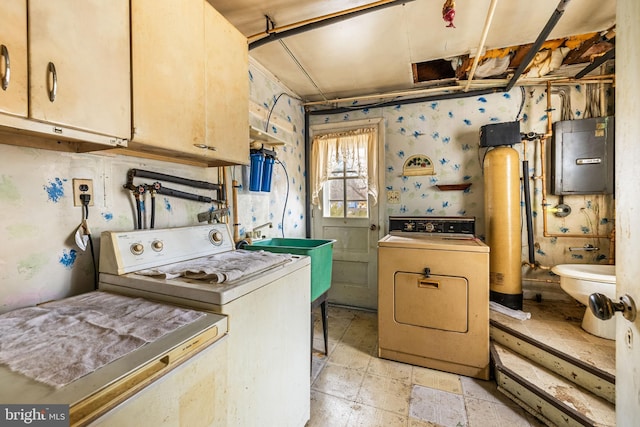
left=248, top=0, right=415, bottom=50
left=505, top=0, right=572, bottom=91
left=563, top=33, right=604, bottom=64
left=575, top=47, right=615, bottom=79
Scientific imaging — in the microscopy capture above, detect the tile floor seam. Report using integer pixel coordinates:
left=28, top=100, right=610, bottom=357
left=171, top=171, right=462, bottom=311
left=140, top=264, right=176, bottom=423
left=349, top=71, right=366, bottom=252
left=310, top=388, right=353, bottom=402
left=323, top=359, right=371, bottom=371
left=362, top=369, right=413, bottom=385
left=344, top=400, right=411, bottom=425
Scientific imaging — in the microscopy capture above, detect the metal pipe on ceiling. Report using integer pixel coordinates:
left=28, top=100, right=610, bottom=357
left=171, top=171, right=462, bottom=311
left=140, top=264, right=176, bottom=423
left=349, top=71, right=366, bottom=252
left=304, top=80, right=460, bottom=107
left=307, top=88, right=501, bottom=116
left=575, top=47, right=615, bottom=79
left=278, top=39, right=328, bottom=101
left=303, top=75, right=614, bottom=108
left=248, top=0, right=415, bottom=51
left=505, top=0, right=572, bottom=91
left=464, top=0, right=499, bottom=92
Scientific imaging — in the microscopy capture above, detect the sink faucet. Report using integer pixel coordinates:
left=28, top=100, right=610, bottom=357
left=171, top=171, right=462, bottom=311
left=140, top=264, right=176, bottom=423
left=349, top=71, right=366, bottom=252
left=248, top=222, right=272, bottom=238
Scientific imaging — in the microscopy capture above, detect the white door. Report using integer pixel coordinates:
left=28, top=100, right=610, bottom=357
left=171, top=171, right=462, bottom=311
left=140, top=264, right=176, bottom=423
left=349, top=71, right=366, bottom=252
left=616, top=0, right=640, bottom=424
left=310, top=119, right=384, bottom=310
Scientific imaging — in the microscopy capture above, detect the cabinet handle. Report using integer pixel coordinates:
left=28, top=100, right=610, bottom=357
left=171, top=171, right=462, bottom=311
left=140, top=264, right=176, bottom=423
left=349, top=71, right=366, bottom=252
left=193, top=143, right=217, bottom=151
left=418, top=279, right=439, bottom=289
left=47, top=61, right=57, bottom=102
left=1, top=45, right=9, bottom=91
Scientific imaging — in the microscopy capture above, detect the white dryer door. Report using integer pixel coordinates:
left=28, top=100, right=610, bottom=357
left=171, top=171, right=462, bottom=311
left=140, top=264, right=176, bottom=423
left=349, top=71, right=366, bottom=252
left=394, top=272, right=468, bottom=332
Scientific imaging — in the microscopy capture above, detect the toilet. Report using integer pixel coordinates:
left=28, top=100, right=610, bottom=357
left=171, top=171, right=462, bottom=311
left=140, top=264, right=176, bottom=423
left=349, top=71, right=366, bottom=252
left=551, top=264, right=616, bottom=340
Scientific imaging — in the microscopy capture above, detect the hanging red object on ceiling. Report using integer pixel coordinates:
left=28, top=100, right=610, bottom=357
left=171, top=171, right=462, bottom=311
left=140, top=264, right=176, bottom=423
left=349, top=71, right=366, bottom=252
left=442, top=0, right=456, bottom=28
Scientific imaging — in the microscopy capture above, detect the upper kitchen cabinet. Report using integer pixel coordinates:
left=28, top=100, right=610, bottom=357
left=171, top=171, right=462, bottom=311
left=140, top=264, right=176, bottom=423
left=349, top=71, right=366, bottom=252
left=204, top=2, right=249, bottom=165
left=0, top=1, right=28, bottom=118
left=0, top=0, right=130, bottom=151
left=28, top=0, right=130, bottom=141
left=128, top=0, right=249, bottom=167
left=130, top=0, right=206, bottom=160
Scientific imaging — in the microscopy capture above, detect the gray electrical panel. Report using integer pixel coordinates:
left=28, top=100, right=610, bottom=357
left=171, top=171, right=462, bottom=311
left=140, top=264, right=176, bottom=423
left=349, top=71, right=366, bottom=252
left=550, top=116, right=614, bottom=195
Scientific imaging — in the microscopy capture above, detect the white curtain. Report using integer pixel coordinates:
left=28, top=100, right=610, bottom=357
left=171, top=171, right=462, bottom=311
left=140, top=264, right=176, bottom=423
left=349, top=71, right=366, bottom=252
left=311, top=127, right=378, bottom=207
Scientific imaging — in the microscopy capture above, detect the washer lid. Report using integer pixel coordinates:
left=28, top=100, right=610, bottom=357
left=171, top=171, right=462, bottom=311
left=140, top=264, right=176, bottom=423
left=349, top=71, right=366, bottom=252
left=378, top=233, right=489, bottom=253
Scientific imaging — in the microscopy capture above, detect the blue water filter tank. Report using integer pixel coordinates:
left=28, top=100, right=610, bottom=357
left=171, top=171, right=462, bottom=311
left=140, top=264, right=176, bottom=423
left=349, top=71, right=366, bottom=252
left=261, top=156, right=275, bottom=192
left=249, top=152, right=264, bottom=191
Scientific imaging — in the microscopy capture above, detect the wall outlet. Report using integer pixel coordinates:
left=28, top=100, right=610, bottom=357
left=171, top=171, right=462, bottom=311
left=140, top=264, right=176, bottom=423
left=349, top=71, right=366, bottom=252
left=73, top=179, right=94, bottom=207
left=387, top=190, right=400, bottom=204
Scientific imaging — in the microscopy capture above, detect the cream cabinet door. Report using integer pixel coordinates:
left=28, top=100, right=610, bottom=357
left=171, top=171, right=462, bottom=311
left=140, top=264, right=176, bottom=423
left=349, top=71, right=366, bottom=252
left=131, top=0, right=206, bottom=154
left=204, top=2, right=249, bottom=165
left=28, top=0, right=130, bottom=139
left=0, top=1, right=27, bottom=117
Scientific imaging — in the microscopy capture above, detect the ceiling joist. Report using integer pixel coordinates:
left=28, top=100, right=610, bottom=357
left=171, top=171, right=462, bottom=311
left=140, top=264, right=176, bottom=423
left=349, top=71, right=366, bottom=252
left=248, top=0, right=415, bottom=50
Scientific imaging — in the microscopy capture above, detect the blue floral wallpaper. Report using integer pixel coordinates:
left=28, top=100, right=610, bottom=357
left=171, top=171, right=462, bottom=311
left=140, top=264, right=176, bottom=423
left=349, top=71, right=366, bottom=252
left=309, top=85, right=615, bottom=278
left=235, top=60, right=307, bottom=239
left=0, top=54, right=614, bottom=311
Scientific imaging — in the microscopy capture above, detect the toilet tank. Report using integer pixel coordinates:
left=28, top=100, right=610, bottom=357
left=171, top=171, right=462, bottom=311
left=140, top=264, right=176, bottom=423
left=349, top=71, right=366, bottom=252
left=549, top=116, right=614, bottom=195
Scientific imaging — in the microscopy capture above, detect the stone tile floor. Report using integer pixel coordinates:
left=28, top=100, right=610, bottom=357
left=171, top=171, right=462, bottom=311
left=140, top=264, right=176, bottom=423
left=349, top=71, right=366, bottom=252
left=307, top=305, right=546, bottom=427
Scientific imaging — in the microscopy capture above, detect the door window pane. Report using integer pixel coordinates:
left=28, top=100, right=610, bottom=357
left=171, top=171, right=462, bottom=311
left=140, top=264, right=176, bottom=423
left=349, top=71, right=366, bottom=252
left=321, top=135, right=369, bottom=218
left=324, top=177, right=368, bottom=218
left=327, top=180, right=345, bottom=217
left=346, top=178, right=368, bottom=218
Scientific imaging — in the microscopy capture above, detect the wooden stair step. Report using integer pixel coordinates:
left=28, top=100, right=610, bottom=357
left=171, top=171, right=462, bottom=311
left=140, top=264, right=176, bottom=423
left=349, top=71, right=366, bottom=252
left=492, top=341, right=615, bottom=427
left=490, top=320, right=615, bottom=404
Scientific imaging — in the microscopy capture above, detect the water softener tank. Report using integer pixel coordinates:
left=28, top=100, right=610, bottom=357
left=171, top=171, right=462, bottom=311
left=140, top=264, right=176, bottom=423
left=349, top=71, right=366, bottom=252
left=484, top=146, right=522, bottom=310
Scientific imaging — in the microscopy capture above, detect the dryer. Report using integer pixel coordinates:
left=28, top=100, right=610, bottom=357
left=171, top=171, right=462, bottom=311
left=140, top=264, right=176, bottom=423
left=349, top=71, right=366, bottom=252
left=377, top=216, right=490, bottom=380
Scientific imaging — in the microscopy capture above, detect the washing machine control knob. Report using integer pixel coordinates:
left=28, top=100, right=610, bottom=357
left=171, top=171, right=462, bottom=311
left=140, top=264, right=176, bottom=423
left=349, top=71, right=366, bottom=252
left=424, top=222, right=435, bottom=232
left=151, top=240, right=164, bottom=251
left=209, top=230, right=224, bottom=245
left=130, top=243, right=144, bottom=255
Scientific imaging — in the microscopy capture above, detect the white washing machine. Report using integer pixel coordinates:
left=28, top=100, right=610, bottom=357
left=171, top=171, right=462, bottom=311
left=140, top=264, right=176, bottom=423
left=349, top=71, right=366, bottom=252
left=98, top=223, right=311, bottom=426
left=377, top=216, right=490, bottom=380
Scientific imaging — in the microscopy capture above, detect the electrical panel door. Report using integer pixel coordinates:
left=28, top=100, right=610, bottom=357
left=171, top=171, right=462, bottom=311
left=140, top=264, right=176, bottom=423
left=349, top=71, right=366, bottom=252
left=550, top=116, right=614, bottom=195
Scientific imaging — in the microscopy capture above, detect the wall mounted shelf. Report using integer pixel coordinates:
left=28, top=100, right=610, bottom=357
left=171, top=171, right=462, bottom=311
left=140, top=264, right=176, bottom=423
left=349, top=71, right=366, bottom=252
left=250, top=126, right=286, bottom=147
left=435, top=183, right=472, bottom=191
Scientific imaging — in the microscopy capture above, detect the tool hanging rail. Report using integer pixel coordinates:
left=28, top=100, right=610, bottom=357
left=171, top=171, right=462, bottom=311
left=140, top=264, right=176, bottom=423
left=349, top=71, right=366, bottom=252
left=126, top=169, right=222, bottom=190
left=124, top=168, right=227, bottom=230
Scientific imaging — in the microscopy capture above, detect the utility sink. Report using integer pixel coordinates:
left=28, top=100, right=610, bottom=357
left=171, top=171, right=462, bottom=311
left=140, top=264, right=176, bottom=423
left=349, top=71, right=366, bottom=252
left=244, top=238, right=335, bottom=302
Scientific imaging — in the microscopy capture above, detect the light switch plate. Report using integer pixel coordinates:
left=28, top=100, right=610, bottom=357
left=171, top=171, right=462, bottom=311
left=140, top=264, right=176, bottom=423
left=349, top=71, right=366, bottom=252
left=387, top=190, right=400, bottom=204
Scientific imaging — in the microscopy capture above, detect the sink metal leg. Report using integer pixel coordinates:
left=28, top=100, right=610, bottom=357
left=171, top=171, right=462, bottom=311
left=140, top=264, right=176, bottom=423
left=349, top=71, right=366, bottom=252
left=320, top=300, right=328, bottom=355
left=311, top=291, right=330, bottom=357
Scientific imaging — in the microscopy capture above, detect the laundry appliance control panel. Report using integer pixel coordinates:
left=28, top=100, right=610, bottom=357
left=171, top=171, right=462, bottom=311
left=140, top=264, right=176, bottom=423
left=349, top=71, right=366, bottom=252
left=99, top=223, right=234, bottom=275
left=388, top=216, right=475, bottom=235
